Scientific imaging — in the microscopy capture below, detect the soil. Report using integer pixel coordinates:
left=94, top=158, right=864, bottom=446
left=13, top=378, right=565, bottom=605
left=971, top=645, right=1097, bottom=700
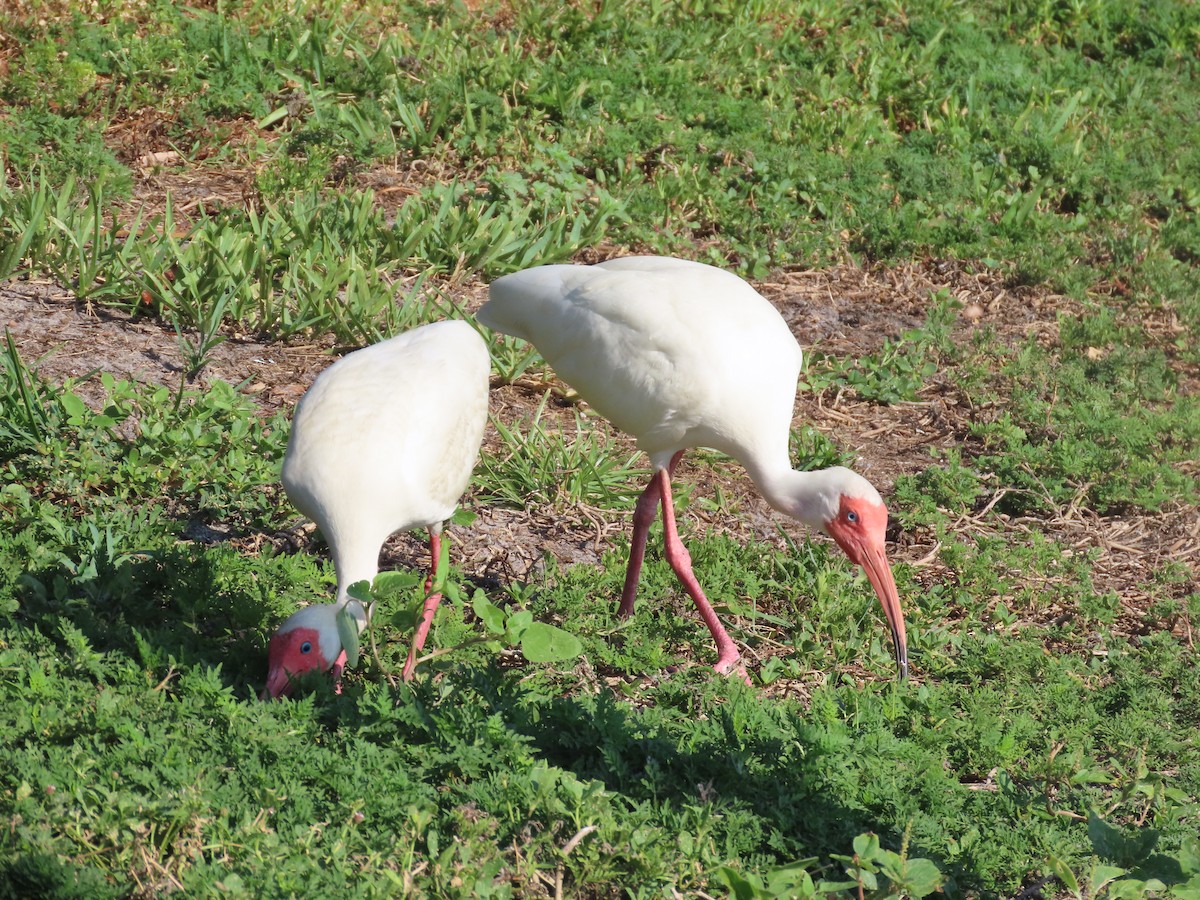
left=3, top=178, right=1197, bottom=681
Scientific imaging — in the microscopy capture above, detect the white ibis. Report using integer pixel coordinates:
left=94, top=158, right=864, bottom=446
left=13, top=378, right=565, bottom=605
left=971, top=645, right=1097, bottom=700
left=262, top=320, right=490, bottom=698
left=477, top=256, right=908, bottom=681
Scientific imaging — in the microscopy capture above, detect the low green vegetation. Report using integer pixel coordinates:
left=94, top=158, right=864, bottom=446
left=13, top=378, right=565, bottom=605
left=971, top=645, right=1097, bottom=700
left=478, top=395, right=648, bottom=510
left=1, top=0, right=1198, bottom=896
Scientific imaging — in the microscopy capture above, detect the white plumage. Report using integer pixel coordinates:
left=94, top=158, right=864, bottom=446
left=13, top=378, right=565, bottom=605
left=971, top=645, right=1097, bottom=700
left=263, top=319, right=490, bottom=698
left=479, top=256, right=907, bottom=680
left=484, top=257, right=801, bottom=472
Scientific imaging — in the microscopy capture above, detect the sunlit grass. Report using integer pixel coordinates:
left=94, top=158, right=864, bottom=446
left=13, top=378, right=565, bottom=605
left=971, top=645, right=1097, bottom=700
left=476, top=392, right=648, bottom=511
left=1, top=0, right=1199, bottom=895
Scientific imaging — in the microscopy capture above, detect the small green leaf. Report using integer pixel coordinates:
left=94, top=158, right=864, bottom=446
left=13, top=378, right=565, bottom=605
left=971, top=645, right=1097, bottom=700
left=216, top=872, right=245, bottom=893
left=853, top=832, right=881, bottom=862
left=1171, top=874, right=1200, bottom=900
left=347, top=581, right=372, bottom=604
left=849, top=869, right=878, bottom=891
left=373, top=571, right=421, bottom=595
left=1108, top=877, right=1166, bottom=900
left=472, top=591, right=507, bottom=635
left=257, top=105, right=290, bottom=128
left=903, top=858, right=945, bottom=897
left=1179, top=837, right=1200, bottom=875
left=1090, top=864, right=1129, bottom=897
left=60, top=391, right=86, bottom=420
left=766, top=861, right=819, bottom=895
left=1048, top=854, right=1080, bottom=895
left=714, top=867, right=764, bottom=900
left=519, top=621, right=582, bottom=663
left=505, top=609, right=533, bottom=640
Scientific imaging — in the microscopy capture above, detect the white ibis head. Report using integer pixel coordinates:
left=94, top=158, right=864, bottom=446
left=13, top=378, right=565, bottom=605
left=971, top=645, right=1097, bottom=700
left=805, top=469, right=908, bottom=678
left=261, top=605, right=341, bottom=699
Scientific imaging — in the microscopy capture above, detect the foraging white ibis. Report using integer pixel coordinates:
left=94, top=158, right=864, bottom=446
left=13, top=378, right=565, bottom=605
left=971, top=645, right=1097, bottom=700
left=478, top=256, right=908, bottom=681
left=262, top=320, right=490, bottom=698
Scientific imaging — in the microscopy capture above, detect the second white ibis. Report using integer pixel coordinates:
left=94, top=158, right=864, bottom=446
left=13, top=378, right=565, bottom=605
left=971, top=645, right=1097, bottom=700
left=263, top=319, right=490, bottom=698
left=477, top=256, right=908, bottom=681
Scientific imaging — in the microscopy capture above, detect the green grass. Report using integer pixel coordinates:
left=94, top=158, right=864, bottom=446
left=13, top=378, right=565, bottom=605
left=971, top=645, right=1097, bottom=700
left=2, top=0, right=1199, bottom=895
left=477, top=394, right=648, bottom=511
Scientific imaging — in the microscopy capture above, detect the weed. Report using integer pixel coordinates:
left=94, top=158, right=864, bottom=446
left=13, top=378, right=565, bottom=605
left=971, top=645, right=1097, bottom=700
left=968, top=337, right=1199, bottom=515
left=484, top=331, right=544, bottom=386
left=335, top=573, right=583, bottom=684
left=0, top=331, right=53, bottom=450
left=804, top=291, right=958, bottom=404
left=1, top=37, right=97, bottom=112
left=476, top=392, right=647, bottom=511
left=791, top=425, right=855, bottom=471
left=0, top=182, right=52, bottom=281
left=893, top=449, right=986, bottom=528
left=0, top=109, right=131, bottom=196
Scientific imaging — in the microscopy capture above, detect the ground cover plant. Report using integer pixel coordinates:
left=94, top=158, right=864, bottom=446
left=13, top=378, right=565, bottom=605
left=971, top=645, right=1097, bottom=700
left=1, top=0, right=1198, bottom=895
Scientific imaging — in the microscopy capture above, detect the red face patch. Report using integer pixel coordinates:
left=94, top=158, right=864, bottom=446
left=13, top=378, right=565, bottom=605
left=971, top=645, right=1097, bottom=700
left=263, top=626, right=330, bottom=698
left=822, top=494, right=908, bottom=679
left=824, top=495, right=888, bottom=564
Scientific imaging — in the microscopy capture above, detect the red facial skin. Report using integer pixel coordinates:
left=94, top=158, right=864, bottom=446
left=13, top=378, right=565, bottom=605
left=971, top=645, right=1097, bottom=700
left=824, top=495, right=909, bottom=679
left=261, top=627, right=334, bottom=699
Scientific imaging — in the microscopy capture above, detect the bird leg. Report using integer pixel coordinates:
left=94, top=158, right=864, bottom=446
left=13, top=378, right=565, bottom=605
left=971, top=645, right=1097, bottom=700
left=618, top=478, right=662, bottom=617
left=331, top=650, right=347, bottom=695
left=402, top=528, right=444, bottom=682
left=618, top=451, right=684, bottom=617
left=657, top=466, right=748, bottom=682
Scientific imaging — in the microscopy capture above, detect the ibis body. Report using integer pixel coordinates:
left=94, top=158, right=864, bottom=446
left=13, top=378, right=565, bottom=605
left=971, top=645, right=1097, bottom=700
left=263, top=319, right=489, bottom=698
left=478, top=256, right=908, bottom=680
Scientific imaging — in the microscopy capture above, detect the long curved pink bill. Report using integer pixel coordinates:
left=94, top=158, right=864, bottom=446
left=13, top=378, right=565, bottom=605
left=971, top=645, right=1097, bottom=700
left=859, top=547, right=909, bottom=679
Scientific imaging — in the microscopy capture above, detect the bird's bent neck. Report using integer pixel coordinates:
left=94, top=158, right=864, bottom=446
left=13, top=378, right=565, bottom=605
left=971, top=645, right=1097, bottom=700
left=332, top=538, right=381, bottom=614
left=745, top=459, right=845, bottom=532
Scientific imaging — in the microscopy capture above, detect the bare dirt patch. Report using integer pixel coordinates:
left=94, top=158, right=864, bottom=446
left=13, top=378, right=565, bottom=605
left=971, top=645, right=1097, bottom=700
left=0, top=275, right=333, bottom=412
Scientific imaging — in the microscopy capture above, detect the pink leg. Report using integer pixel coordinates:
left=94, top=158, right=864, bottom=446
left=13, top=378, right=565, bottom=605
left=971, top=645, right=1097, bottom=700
left=618, top=478, right=662, bottom=617
left=618, top=451, right=684, bottom=617
left=402, top=529, right=443, bottom=682
left=331, top=650, right=348, bottom=694
left=657, top=468, right=748, bottom=682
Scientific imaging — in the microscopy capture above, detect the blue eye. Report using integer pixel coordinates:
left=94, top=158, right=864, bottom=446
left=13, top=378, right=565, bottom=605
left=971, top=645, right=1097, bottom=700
left=846, top=511, right=858, bottom=523
left=300, top=641, right=313, bottom=654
